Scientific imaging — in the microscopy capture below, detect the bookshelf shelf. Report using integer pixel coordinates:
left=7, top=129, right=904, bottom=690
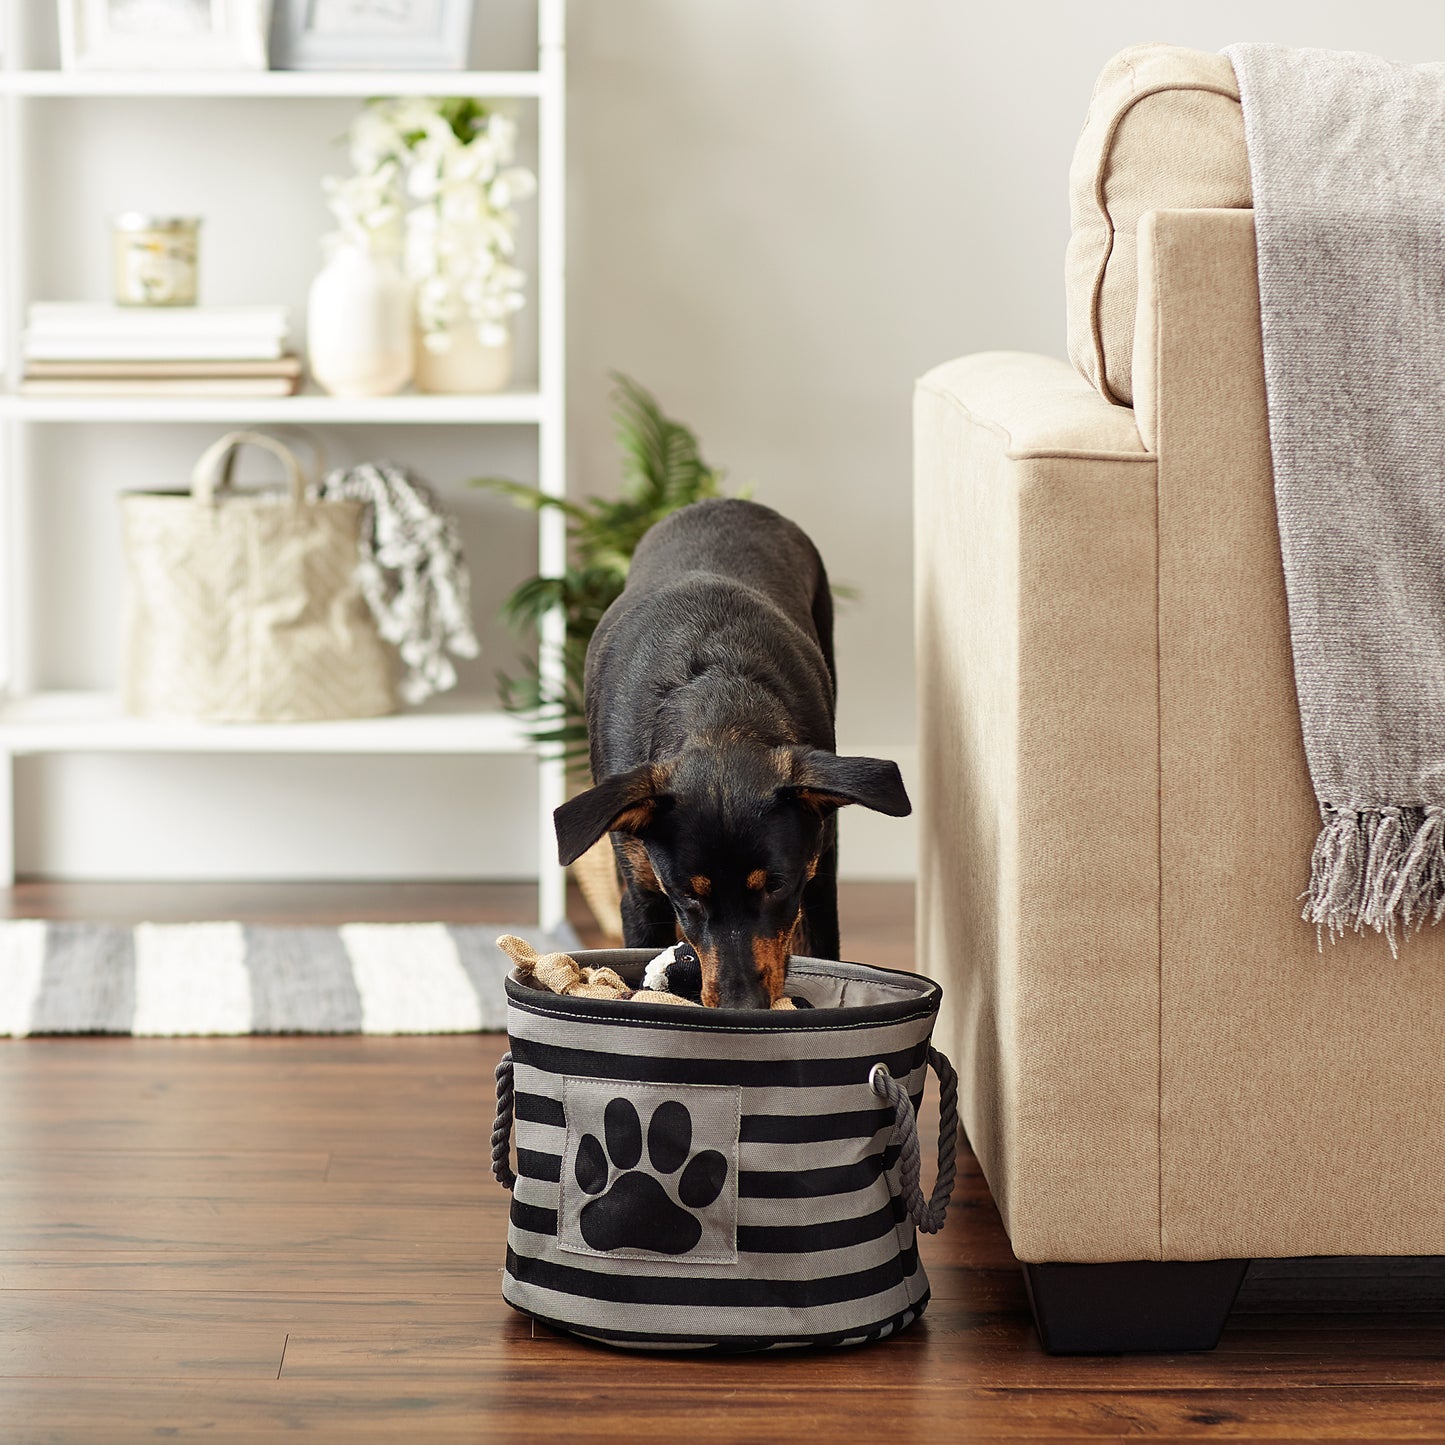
left=0, top=69, right=548, bottom=99
left=0, top=4, right=569, bottom=917
left=0, top=690, right=533, bottom=756
left=0, top=388, right=545, bottom=424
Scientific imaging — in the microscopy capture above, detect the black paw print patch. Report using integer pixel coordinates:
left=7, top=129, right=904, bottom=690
left=559, top=1079, right=740, bottom=1263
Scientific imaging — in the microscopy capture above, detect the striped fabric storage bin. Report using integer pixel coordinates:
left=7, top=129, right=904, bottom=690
left=491, top=949, right=957, bottom=1352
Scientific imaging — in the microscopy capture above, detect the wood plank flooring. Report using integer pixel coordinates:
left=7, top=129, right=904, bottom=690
left=2, top=881, right=1443, bottom=1441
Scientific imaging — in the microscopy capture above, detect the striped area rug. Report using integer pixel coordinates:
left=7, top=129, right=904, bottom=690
left=0, top=920, right=579, bottom=1037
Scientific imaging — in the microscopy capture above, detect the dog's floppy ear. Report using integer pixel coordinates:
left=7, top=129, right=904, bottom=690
left=553, top=764, right=673, bottom=866
left=782, top=750, right=912, bottom=818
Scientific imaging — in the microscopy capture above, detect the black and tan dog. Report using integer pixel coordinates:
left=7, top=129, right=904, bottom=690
left=553, top=498, right=911, bottom=1008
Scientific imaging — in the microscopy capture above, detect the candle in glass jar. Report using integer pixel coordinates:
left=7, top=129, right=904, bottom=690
left=111, top=215, right=200, bottom=307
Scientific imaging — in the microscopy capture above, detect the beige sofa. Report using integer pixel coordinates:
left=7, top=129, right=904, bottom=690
left=914, top=44, right=1445, bottom=1353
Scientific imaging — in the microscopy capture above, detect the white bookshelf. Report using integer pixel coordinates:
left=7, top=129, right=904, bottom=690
left=0, top=2, right=569, bottom=925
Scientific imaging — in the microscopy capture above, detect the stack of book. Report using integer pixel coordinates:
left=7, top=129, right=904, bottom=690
left=21, top=304, right=300, bottom=397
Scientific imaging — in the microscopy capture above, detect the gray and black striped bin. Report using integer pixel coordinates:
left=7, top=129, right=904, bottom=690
left=491, top=949, right=958, bottom=1352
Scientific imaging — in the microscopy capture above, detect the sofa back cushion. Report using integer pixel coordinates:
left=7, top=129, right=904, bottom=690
left=1066, top=43, right=1250, bottom=406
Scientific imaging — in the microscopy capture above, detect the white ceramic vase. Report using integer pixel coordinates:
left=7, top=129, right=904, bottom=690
left=307, top=246, right=414, bottom=398
left=413, top=324, right=514, bottom=395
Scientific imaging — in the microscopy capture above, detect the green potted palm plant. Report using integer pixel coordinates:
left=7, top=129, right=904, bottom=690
left=477, top=374, right=729, bottom=932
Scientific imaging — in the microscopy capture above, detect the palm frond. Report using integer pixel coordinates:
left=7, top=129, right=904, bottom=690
left=611, top=373, right=675, bottom=505
left=495, top=639, right=592, bottom=768
left=497, top=573, right=567, bottom=632
left=473, top=475, right=594, bottom=525
left=609, top=371, right=724, bottom=509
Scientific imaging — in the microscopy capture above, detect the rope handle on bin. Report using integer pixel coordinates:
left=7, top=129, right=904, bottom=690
left=869, top=1046, right=959, bottom=1235
left=492, top=1051, right=516, bottom=1191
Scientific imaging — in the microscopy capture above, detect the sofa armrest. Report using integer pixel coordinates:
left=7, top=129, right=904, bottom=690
left=915, top=352, right=1150, bottom=461
left=914, top=351, right=1162, bottom=1262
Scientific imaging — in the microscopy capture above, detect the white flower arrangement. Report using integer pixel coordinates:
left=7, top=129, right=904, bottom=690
left=323, top=97, right=537, bottom=353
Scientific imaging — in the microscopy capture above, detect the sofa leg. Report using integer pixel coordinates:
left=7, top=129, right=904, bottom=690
left=1021, top=1259, right=1249, bottom=1354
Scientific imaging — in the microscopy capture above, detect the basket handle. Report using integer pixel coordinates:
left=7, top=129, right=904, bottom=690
left=870, top=1045, right=959, bottom=1235
left=215, top=427, right=328, bottom=497
left=191, top=430, right=307, bottom=510
left=492, top=1051, right=517, bottom=1191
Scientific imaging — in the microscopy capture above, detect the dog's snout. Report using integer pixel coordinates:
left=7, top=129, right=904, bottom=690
left=716, top=972, right=771, bottom=1010
left=695, top=942, right=772, bottom=1010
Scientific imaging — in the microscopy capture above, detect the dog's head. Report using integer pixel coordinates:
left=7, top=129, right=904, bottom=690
left=554, top=744, right=911, bottom=1007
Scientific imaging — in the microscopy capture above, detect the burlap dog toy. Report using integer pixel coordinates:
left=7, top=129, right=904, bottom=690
left=497, top=935, right=798, bottom=1010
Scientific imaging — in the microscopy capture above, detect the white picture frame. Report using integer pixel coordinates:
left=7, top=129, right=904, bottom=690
left=269, top=0, right=474, bottom=72
left=58, top=0, right=273, bottom=72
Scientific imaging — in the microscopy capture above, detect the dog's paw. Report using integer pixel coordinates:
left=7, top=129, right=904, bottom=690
left=574, top=1096, right=728, bottom=1254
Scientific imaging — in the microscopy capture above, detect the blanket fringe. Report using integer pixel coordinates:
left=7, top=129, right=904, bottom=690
left=1304, top=804, right=1445, bottom=953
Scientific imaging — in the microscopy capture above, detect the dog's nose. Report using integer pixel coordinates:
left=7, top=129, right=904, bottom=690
left=715, top=972, right=771, bottom=1010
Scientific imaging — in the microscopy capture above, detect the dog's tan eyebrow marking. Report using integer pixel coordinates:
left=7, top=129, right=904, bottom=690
left=689, top=875, right=711, bottom=897
left=746, top=869, right=768, bottom=891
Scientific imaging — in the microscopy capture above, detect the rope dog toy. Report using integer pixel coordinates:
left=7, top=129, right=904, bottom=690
left=497, top=935, right=801, bottom=1009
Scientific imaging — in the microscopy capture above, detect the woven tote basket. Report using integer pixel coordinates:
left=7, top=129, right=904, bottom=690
left=492, top=948, right=958, bottom=1352
left=119, top=430, right=396, bottom=723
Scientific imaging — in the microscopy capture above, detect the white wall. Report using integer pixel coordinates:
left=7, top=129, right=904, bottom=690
left=18, top=0, right=1445, bottom=881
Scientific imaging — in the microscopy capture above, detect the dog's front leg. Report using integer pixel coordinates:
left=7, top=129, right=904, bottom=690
left=619, top=882, right=677, bottom=950
left=609, top=835, right=678, bottom=949
left=799, top=842, right=841, bottom=960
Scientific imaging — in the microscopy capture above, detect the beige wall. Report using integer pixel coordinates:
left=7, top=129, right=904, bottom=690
left=568, top=0, right=1445, bottom=757
left=20, top=0, right=1445, bottom=879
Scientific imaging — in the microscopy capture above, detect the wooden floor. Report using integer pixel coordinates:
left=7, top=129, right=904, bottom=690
left=3, top=882, right=1445, bottom=1441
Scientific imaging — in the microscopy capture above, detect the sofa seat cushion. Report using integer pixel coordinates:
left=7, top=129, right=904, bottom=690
left=1066, top=43, right=1250, bottom=406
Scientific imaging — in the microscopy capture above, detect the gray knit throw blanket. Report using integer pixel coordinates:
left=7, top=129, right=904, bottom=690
left=1227, top=44, right=1445, bottom=945
left=319, top=461, right=480, bottom=705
